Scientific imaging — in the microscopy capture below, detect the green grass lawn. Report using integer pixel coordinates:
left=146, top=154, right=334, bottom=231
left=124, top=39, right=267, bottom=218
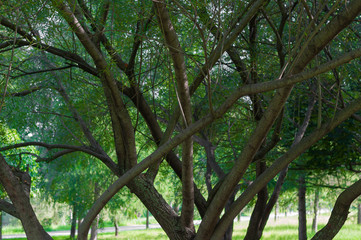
left=4, top=215, right=361, bottom=239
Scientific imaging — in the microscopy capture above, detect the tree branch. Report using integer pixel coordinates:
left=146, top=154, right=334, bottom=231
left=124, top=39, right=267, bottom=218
left=195, top=1, right=361, bottom=238
left=153, top=0, right=194, bottom=230
left=0, top=142, right=115, bottom=168
left=312, top=178, right=361, bottom=239
left=212, top=96, right=361, bottom=239
left=0, top=199, right=19, bottom=218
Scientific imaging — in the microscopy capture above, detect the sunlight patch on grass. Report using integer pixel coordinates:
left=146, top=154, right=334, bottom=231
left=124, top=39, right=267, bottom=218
left=98, top=229, right=168, bottom=240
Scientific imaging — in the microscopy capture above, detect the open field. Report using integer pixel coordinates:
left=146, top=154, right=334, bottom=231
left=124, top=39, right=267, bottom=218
left=4, top=215, right=361, bottom=239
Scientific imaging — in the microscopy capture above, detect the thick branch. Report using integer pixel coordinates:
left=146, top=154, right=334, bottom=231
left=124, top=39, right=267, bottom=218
left=196, top=2, right=361, bottom=238
left=52, top=0, right=137, bottom=172
left=0, top=142, right=116, bottom=169
left=0, top=199, right=19, bottom=218
left=153, top=0, right=194, bottom=230
left=0, top=154, right=52, bottom=239
left=212, top=96, right=361, bottom=239
left=3, top=86, right=44, bottom=97
left=258, top=94, right=316, bottom=234
left=0, top=17, right=98, bottom=76
left=312, top=178, right=361, bottom=239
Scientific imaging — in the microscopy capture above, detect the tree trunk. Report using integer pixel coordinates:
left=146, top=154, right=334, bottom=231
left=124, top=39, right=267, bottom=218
left=0, top=154, right=52, bottom=240
left=114, top=219, right=118, bottom=236
left=0, top=211, right=2, bottom=240
left=222, top=222, right=233, bottom=240
left=357, top=204, right=361, bottom=225
left=274, top=201, right=278, bottom=222
left=89, top=214, right=99, bottom=240
left=244, top=160, right=268, bottom=240
left=222, top=190, right=238, bottom=240
left=128, top=176, right=194, bottom=240
left=70, top=204, right=77, bottom=239
left=312, top=179, right=361, bottom=239
left=146, top=209, right=149, bottom=229
left=298, top=175, right=307, bottom=240
left=78, top=218, right=82, bottom=232
left=90, top=183, right=100, bottom=240
left=312, top=188, right=320, bottom=232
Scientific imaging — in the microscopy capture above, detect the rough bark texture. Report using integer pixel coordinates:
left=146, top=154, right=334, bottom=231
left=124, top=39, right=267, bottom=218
left=298, top=175, right=307, bottom=240
left=0, top=200, right=19, bottom=219
left=0, top=154, right=52, bottom=240
left=128, top=176, right=194, bottom=240
left=312, top=179, right=361, bottom=240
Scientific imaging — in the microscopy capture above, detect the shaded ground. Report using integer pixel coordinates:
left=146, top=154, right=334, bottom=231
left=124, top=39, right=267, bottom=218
left=2, top=220, right=208, bottom=239
left=2, top=224, right=161, bottom=239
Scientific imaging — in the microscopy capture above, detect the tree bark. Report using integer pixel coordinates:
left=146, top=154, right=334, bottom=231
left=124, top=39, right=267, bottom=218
left=256, top=90, right=316, bottom=239
left=90, top=183, right=100, bottom=240
left=244, top=160, right=268, bottom=240
left=312, top=179, right=361, bottom=239
left=207, top=0, right=361, bottom=235
left=222, top=191, right=237, bottom=240
left=358, top=204, right=361, bottom=225
left=128, top=176, right=194, bottom=240
left=298, top=175, right=307, bottom=240
left=312, top=188, right=320, bottom=232
left=89, top=214, right=99, bottom=240
left=0, top=154, right=52, bottom=240
left=0, top=200, right=19, bottom=219
left=70, top=204, right=77, bottom=239
left=209, top=95, right=361, bottom=240
left=146, top=210, right=149, bottom=229
left=152, top=0, right=194, bottom=231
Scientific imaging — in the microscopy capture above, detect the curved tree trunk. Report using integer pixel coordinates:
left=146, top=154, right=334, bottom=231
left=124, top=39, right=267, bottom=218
left=312, top=179, right=361, bottom=240
left=0, top=154, right=52, bottom=240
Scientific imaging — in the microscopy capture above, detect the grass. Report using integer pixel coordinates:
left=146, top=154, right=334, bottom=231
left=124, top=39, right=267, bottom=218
left=2, top=217, right=154, bottom=235
left=4, top=215, right=361, bottom=239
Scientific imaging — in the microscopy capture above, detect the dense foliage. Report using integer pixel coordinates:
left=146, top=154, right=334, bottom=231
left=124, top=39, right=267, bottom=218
left=0, top=1, right=360, bottom=240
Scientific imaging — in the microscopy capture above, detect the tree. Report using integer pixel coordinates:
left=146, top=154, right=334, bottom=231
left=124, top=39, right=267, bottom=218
left=1, top=1, right=361, bottom=240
